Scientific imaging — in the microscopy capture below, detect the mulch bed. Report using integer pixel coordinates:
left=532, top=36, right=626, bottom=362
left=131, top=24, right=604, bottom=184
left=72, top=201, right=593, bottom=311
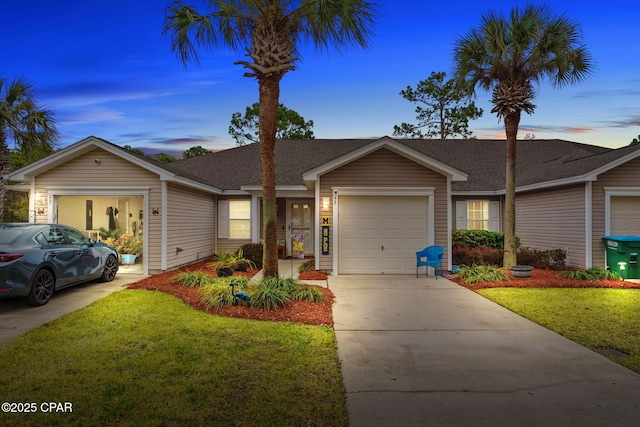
left=449, top=268, right=640, bottom=291
left=127, top=262, right=639, bottom=329
left=126, top=260, right=334, bottom=327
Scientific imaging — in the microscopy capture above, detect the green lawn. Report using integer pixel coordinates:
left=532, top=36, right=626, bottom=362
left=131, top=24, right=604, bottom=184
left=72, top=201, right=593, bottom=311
left=0, top=290, right=348, bottom=427
left=478, top=288, right=640, bottom=373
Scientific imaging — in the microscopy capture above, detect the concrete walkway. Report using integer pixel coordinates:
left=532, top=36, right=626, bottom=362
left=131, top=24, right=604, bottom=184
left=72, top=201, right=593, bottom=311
left=0, top=273, right=144, bottom=345
left=329, top=274, right=640, bottom=426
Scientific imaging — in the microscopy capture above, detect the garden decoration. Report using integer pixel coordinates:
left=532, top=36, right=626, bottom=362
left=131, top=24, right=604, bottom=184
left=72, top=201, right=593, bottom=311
left=229, top=282, right=250, bottom=301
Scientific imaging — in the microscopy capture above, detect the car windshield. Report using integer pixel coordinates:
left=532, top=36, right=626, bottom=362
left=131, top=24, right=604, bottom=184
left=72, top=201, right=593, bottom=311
left=0, top=229, right=24, bottom=244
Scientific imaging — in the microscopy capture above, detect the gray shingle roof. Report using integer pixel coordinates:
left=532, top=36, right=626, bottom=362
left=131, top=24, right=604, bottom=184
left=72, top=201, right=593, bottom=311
left=153, top=138, right=640, bottom=193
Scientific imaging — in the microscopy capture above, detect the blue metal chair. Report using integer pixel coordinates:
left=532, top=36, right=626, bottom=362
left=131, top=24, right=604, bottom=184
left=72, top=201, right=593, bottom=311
left=416, top=246, right=444, bottom=278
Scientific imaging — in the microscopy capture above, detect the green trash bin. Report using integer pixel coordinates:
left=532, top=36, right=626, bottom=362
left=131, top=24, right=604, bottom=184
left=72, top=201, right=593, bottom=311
left=602, top=236, right=640, bottom=279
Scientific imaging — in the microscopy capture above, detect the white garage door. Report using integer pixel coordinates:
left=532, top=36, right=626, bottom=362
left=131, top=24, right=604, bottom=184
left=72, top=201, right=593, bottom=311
left=338, top=196, right=428, bottom=274
left=611, top=196, right=640, bottom=235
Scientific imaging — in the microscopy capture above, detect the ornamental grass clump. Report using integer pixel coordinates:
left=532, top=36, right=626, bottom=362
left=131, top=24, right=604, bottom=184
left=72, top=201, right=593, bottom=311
left=457, top=264, right=507, bottom=284
left=251, top=278, right=291, bottom=310
left=199, top=276, right=325, bottom=310
left=291, top=285, right=325, bottom=304
left=298, top=260, right=315, bottom=273
left=558, top=267, right=623, bottom=281
left=176, top=270, right=213, bottom=287
left=201, top=277, right=251, bottom=308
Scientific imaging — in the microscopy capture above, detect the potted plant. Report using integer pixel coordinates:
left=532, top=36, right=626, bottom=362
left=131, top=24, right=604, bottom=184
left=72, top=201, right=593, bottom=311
left=104, top=234, right=143, bottom=264
left=210, top=250, right=238, bottom=277
left=233, top=247, right=255, bottom=272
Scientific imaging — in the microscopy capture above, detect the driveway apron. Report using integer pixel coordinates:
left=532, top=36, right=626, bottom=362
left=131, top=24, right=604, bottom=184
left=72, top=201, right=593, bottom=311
left=330, top=275, right=640, bottom=426
left=0, top=274, right=143, bottom=345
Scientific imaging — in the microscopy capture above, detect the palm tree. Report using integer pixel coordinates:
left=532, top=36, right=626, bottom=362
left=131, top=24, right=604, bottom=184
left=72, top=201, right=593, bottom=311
left=163, top=0, right=378, bottom=277
left=453, top=4, right=592, bottom=268
left=0, top=77, right=59, bottom=220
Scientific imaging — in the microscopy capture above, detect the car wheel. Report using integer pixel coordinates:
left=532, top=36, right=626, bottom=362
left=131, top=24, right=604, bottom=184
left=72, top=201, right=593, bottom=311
left=26, top=269, right=55, bottom=306
left=101, top=255, right=118, bottom=282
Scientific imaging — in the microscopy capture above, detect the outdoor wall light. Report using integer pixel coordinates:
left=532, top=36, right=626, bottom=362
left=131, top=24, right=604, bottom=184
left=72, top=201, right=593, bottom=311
left=152, top=208, right=159, bottom=215
left=94, top=159, right=101, bottom=164
left=36, top=208, right=45, bottom=215
left=322, top=197, right=330, bottom=209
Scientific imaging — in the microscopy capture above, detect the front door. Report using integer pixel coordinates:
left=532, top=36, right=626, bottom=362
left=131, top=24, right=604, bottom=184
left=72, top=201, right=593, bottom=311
left=289, top=200, right=314, bottom=257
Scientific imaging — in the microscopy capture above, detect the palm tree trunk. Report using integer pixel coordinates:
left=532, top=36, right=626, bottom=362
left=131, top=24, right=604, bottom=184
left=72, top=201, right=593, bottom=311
left=503, top=111, right=520, bottom=268
left=0, top=134, right=8, bottom=221
left=259, top=76, right=281, bottom=278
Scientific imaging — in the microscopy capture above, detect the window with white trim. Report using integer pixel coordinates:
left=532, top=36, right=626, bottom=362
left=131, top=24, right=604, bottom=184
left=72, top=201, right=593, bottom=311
left=218, top=200, right=251, bottom=239
left=467, top=201, right=489, bottom=230
left=456, top=200, right=500, bottom=231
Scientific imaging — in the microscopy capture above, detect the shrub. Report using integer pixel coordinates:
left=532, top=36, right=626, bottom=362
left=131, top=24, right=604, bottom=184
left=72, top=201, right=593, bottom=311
left=239, top=243, right=263, bottom=268
left=453, top=244, right=503, bottom=267
left=452, top=229, right=507, bottom=249
left=456, top=264, right=507, bottom=284
left=176, top=271, right=213, bottom=287
left=558, top=267, right=622, bottom=281
left=453, top=244, right=567, bottom=269
left=517, top=247, right=566, bottom=269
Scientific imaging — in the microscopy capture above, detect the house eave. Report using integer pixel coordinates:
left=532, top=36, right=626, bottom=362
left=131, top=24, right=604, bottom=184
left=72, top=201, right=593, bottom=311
left=452, top=190, right=503, bottom=196
left=515, top=174, right=597, bottom=193
left=7, top=135, right=223, bottom=194
left=302, top=136, right=468, bottom=183
left=239, top=185, right=309, bottom=192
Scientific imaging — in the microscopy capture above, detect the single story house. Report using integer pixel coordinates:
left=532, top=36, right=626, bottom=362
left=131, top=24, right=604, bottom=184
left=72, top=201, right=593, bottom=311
left=7, top=135, right=640, bottom=276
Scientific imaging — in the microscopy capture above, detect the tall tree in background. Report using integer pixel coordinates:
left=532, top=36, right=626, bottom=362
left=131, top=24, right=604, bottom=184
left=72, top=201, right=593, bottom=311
left=183, top=145, right=211, bottom=158
left=230, top=102, right=314, bottom=145
left=0, top=77, right=58, bottom=220
left=453, top=4, right=592, bottom=268
left=164, top=0, right=378, bottom=277
left=393, top=71, right=483, bottom=139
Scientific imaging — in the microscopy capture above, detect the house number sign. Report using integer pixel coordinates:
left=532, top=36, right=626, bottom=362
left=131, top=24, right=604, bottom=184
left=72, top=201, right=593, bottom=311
left=321, top=216, right=330, bottom=255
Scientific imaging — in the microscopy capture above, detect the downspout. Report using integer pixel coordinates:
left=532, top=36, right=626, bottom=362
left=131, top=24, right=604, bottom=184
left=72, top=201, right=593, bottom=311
left=585, top=182, right=592, bottom=268
left=29, top=178, right=36, bottom=223
left=214, top=194, right=218, bottom=253
left=161, top=180, right=167, bottom=271
left=446, top=177, right=452, bottom=271
left=251, top=193, right=260, bottom=244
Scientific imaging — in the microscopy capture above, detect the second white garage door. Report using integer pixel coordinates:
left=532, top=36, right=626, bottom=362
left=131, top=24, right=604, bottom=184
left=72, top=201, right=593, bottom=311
left=338, top=196, right=428, bottom=274
left=611, top=196, right=640, bottom=235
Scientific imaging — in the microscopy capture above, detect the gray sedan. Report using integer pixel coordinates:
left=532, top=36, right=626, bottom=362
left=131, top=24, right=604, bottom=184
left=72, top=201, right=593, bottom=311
left=0, top=223, right=119, bottom=306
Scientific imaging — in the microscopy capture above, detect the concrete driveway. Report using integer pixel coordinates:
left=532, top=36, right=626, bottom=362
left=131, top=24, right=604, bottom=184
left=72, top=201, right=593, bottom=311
left=330, top=275, right=640, bottom=426
left=0, top=274, right=143, bottom=345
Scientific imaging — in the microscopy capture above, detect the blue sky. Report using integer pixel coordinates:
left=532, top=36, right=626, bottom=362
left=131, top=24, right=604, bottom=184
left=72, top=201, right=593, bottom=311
left=5, top=1, right=640, bottom=156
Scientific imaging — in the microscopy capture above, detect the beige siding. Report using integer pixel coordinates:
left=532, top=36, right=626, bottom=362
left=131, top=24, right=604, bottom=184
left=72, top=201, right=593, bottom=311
left=516, top=184, right=586, bottom=268
left=34, top=148, right=163, bottom=271
left=166, top=183, right=216, bottom=270
left=592, top=157, right=640, bottom=266
left=318, top=148, right=449, bottom=273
